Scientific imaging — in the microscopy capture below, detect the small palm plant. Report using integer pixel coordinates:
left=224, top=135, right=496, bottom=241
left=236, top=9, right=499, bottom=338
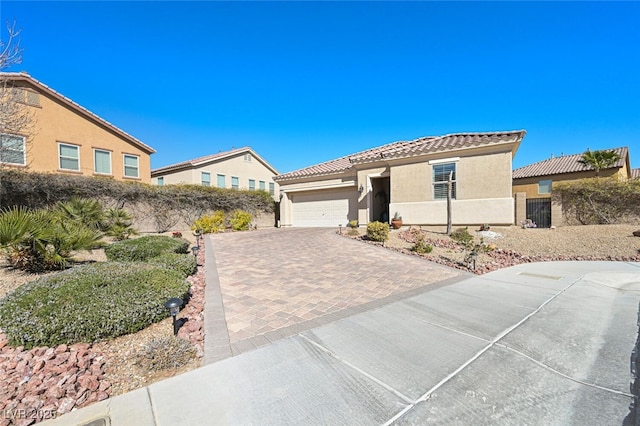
left=579, top=149, right=621, bottom=177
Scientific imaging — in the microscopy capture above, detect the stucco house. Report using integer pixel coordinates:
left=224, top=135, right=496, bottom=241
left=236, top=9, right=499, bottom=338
left=0, top=72, right=155, bottom=183
left=274, top=130, right=526, bottom=228
left=512, top=146, right=632, bottom=227
left=151, top=147, right=279, bottom=198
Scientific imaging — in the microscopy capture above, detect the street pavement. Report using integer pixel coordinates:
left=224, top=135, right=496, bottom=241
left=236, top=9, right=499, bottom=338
left=43, top=228, right=640, bottom=425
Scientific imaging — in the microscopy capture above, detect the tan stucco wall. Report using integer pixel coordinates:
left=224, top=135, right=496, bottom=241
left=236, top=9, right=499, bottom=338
left=389, top=198, right=514, bottom=225
left=512, top=168, right=625, bottom=199
left=10, top=82, right=153, bottom=183
left=152, top=152, right=279, bottom=196
left=385, top=151, right=513, bottom=203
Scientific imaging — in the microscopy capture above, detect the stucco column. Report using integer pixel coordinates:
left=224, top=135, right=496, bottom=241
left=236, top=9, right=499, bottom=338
left=279, top=191, right=292, bottom=227
left=514, top=192, right=526, bottom=226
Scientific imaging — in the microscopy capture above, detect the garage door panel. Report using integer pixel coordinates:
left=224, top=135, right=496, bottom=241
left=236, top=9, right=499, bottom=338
left=292, top=189, right=357, bottom=227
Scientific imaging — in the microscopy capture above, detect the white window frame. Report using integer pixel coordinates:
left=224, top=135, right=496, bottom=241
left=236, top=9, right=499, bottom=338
left=123, top=154, right=140, bottom=178
left=249, top=179, right=256, bottom=191
left=157, top=176, right=164, bottom=186
left=93, top=149, right=112, bottom=175
left=59, top=142, right=80, bottom=171
left=231, top=176, right=239, bottom=190
left=0, top=133, right=26, bottom=166
left=538, top=179, right=552, bottom=194
left=201, top=172, right=211, bottom=186
left=259, top=180, right=266, bottom=191
left=432, top=162, right=457, bottom=200
left=269, top=182, right=275, bottom=196
left=217, top=174, right=225, bottom=188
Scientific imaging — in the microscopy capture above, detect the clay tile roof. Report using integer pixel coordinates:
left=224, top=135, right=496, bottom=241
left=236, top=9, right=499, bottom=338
left=275, top=130, right=525, bottom=181
left=512, top=147, right=628, bottom=179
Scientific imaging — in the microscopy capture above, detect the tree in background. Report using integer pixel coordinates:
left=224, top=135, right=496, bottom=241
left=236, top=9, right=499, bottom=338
left=579, top=149, right=621, bottom=177
left=0, top=21, right=35, bottom=171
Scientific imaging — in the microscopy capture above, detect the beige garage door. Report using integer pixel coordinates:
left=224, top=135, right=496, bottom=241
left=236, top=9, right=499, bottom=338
left=291, top=189, right=357, bottom=227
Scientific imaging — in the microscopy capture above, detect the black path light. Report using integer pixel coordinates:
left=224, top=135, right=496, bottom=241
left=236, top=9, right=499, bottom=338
left=191, top=245, right=200, bottom=258
left=194, top=229, right=202, bottom=248
left=164, top=297, right=183, bottom=336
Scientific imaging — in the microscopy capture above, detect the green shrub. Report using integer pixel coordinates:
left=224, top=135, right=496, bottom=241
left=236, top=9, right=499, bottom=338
left=366, top=221, right=389, bottom=242
left=450, top=227, right=474, bottom=248
left=105, top=235, right=189, bottom=262
left=230, top=210, right=252, bottom=231
left=103, top=208, right=138, bottom=240
left=149, top=253, right=197, bottom=277
left=0, top=262, right=189, bottom=348
left=347, top=220, right=358, bottom=229
left=411, top=236, right=433, bottom=254
left=192, top=211, right=225, bottom=234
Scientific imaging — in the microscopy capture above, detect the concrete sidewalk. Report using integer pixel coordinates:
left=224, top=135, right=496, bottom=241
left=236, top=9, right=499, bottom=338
left=45, top=259, right=640, bottom=425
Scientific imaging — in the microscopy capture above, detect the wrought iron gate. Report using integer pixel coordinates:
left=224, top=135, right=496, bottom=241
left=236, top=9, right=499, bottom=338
left=526, top=198, right=551, bottom=228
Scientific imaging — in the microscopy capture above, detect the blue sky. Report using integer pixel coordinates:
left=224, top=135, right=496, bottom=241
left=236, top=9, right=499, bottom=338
left=1, top=1, right=639, bottom=173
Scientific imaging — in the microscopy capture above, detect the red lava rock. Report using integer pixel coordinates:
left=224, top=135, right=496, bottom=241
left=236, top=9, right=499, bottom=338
left=51, top=352, right=71, bottom=366
left=96, top=391, right=109, bottom=401
left=56, top=397, right=76, bottom=414
left=98, top=380, right=111, bottom=392
left=77, top=374, right=99, bottom=392
left=31, top=359, right=45, bottom=374
left=54, top=344, right=68, bottom=354
left=45, top=385, right=65, bottom=399
left=69, top=343, right=90, bottom=352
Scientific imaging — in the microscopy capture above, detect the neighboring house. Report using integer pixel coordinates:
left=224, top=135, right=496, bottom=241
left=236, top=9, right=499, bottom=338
left=151, top=147, right=279, bottom=198
left=632, top=168, right=640, bottom=180
left=0, top=72, right=155, bottom=183
left=512, top=147, right=632, bottom=227
left=274, top=130, right=526, bottom=227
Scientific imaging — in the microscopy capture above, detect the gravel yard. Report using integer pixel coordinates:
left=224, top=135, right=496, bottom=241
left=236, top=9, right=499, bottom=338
left=0, top=224, right=639, bottom=423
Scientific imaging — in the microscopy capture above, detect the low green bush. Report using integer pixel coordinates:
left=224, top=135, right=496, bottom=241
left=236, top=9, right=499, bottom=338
left=230, top=210, right=252, bottom=231
left=104, top=235, right=189, bottom=262
left=149, top=253, right=197, bottom=277
left=450, top=227, right=474, bottom=248
left=411, top=236, right=433, bottom=254
left=366, top=221, right=389, bottom=242
left=0, top=262, right=189, bottom=348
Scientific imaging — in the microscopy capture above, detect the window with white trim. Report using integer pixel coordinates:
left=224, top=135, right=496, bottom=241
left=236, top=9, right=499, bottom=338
left=0, top=134, right=26, bottom=165
left=249, top=179, right=255, bottom=191
left=269, top=182, right=275, bottom=196
left=123, top=154, right=139, bottom=178
left=157, top=177, right=164, bottom=186
left=217, top=174, right=225, bottom=188
left=433, top=162, right=456, bottom=199
left=231, top=176, right=239, bottom=190
left=538, top=180, right=552, bottom=194
left=201, top=172, right=211, bottom=186
left=94, top=149, right=112, bottom=175
left=259, top=180, right=266, bottom=191
left=59, top=143, right=80, bottom=171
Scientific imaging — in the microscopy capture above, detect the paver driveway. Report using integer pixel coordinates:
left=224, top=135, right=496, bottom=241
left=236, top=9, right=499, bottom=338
left=206, top=227, right=467, bottom=359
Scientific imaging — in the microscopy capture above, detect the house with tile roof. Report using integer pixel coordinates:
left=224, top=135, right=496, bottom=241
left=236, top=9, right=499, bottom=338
left=274, top=130, right=526, bottom=227
left=0, top=72, right=156, bottom=183
left=151, top=147, right=279, bottom=199
left=512, top=147, right=632, bottom=227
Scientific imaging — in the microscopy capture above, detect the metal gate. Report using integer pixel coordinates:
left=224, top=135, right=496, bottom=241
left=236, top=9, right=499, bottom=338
left=526, top=198, right=551, bottom=228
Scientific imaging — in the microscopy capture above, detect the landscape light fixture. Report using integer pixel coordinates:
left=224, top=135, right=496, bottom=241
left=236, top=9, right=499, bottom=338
left=192, top=245, right=200, bottom=258
left=164, top=297, right=183, bottom=336
left=359, top=184, right=364, bottom=194
left=194, top=229, right=202, bottom=247
left=469, top=252, right=478, bottom=270
left=338, top=224, right=342, bottom=234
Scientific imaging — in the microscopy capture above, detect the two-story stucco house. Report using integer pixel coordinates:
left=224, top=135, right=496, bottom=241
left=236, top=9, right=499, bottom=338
left=0, top=72, right=155, bottom=183
left=151, top=147, right=279, bottom=198
left=274, top=130, right=526, bottom=227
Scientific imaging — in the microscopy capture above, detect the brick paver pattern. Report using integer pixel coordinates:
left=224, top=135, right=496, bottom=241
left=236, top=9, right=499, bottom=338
left=211, top=228, right=463, bottom=344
